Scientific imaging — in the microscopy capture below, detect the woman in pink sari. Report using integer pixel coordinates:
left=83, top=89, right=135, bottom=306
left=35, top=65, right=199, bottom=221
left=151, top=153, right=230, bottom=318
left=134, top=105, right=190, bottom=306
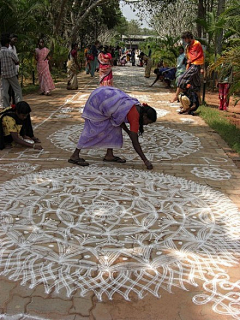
left=35, top=39, right=55, bottom=95
left=98, top=46, right=113, bottom=86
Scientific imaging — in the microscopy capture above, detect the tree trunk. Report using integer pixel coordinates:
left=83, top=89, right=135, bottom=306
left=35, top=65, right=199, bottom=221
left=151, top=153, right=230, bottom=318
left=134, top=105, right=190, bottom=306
left=197, top=0, right=205, bottom=38
left=215, top=0, right=225, bottom=55
left=69, top=0, right=108, bottom=46
left=53, top=0, right=68, bottom=37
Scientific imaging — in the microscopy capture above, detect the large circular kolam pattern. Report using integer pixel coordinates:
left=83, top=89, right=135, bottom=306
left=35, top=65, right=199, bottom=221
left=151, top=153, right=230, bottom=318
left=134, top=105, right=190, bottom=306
left=48, top=123, right=202, bottom=161
left=0, top=166, right=239, bottom=318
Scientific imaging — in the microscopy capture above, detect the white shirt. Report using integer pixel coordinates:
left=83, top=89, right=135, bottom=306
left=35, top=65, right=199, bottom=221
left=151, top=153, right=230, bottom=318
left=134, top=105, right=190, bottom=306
left=8, top=45, right=19, bottom=73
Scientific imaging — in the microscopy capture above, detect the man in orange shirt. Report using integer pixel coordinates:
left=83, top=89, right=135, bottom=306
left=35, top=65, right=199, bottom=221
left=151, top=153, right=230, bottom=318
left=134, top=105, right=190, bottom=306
left=171, top=31, right=204, bottom=103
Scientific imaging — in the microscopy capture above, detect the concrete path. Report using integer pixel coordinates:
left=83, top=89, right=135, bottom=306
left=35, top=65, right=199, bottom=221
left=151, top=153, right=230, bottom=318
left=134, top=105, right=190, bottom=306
left=0, top=65, right=239, bottom=320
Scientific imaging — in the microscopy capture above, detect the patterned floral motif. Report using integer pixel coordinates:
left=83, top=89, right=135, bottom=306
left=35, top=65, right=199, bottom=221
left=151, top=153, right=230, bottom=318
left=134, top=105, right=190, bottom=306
left=48, top=124, right=202, bottom=161
left=0, top=166, right=239, bottom=320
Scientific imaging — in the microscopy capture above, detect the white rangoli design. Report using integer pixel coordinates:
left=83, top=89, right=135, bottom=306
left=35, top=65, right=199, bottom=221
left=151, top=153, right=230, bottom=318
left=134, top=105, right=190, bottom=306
left=0, top=163, right=40, bottom=174
left=0, top=315, right=49, bottom=320
left=48, top=124, right=202, bottom=161
left=52, top=114, right=71, bottom=119
left=191, top=166, right=232, bottom=180
left=60, top=107, right=73, bottom=113
left=169, top=103, right=180, bottom=108
left=0, top=166, right=239, bottom=319
left=156, top=109, right=170, bottom=118
left=180, top=117, right=195, bottom=124
left=128, top=94, right=153, bottom=103
left=14, top=149, right=50, bottom=160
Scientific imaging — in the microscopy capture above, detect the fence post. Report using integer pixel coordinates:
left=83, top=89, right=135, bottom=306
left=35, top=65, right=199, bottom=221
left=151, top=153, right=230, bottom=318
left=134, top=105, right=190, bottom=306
left=32, top=71, right=35, bottom=85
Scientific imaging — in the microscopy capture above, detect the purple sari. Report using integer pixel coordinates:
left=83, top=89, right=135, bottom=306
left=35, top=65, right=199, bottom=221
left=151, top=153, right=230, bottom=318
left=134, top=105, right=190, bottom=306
left=77, top=87, right=139, bottom=149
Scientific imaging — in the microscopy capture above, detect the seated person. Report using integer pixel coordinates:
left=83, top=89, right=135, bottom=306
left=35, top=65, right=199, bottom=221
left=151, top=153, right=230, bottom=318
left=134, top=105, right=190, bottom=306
left=178, top=83, right=199, bottom=115
left=150, top=67, right=176, bottom=88
left=0, top=101, right=42, bottom=150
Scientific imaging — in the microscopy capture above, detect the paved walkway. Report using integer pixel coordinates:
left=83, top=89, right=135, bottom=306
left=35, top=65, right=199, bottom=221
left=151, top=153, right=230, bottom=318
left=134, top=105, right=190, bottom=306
left=0, top=65, right=240, bottom=320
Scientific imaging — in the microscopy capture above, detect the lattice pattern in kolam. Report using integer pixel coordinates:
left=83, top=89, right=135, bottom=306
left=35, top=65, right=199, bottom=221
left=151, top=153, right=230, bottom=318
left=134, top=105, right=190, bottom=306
left=48, top=123, right=202, bottom=161
left=0, top=166, right=239, bottom=318
left=191, top=166, right=232, bottom=180
left=0, top=163, right=40, bottom=174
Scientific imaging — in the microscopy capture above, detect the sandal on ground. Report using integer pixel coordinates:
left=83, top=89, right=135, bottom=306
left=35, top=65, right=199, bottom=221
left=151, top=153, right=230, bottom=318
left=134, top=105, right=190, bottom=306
left=68, top=158, right=89, bottom=166
left=103, top=156, right=126, bottom=163
left=32, top=137, right=41, bottom=143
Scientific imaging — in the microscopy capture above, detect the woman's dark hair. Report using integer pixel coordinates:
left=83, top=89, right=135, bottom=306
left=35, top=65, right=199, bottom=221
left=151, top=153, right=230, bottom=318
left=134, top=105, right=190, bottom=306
left=181, top=31, right=193, bottom=39
left=103, top=45, right=109, bottom=53
left=71, top=43, right=78, bottom=49
left=15, top=101, right=31, bottom=114
left=1, top=36, right=10, bottom=47
left=68, top=43, right=78, bottom=59
left=139, top=104, right=157, bottom=135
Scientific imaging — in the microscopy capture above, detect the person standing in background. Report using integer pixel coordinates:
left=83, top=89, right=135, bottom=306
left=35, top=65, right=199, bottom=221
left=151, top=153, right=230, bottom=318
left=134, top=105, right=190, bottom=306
left=98, top=46, right=113, bottom=86
left=139, top=52, right=153, bottom=78
left=171, top=31, right=204, bottom=103
left=0, top=36, right=22, bottom=108
left=175, top=46, right=186, bottom=84
left=8, top=34, right=19, bottom=107
left=148, top=45, right=152, bottom=58
left=67, top=43, right=81, bottom=90
left=35, top=38, right=55, bottom=96
left=217, top=64, right=233, bottom=110
left=84, top=44, right=91, bottom=74
left=90, top=40, right=100, bottom=77
left=131, top=48, right=136, bottom=66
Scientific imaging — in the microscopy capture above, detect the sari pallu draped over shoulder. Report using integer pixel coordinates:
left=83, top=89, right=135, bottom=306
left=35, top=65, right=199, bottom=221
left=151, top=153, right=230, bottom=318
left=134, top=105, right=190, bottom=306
left=67, top=49, right=78, bottom=90
left=98, top=52, right=113, bottom=86
left=77, top=87, right=139, bottom=149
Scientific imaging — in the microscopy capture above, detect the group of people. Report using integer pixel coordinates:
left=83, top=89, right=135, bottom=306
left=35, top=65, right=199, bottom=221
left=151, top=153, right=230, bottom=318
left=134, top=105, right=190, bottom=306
left=0, top=34, right=157, bottom=170
left=0, top=34, right=55, bottom=107
left=149, top=32, right=204, bottom=116
left=68, top=42, right=155, bottom=89
left=0, top=34, right=54, bottom=151
left=0, top=30, right=233, bottom=172
left=170, top=31, right=204, bottom=115
left=0, top=87, right=157, bottom=171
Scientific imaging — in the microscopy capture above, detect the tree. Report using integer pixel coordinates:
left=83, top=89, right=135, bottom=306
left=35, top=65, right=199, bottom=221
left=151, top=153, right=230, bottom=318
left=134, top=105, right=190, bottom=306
left=150, top=0, right=197, bottom=38
left=49, top=0, right=120, bottom=45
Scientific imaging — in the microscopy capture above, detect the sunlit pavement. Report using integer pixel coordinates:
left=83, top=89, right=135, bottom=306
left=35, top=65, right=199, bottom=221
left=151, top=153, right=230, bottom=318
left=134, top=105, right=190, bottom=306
left=0, top=64, right=240, bottom=320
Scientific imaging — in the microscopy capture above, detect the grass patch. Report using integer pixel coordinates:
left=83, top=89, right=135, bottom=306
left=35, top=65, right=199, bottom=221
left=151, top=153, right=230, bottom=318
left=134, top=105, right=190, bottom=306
left=22, top=84, right=39, bottom=95
left=197, top=105, right=240, bottom=154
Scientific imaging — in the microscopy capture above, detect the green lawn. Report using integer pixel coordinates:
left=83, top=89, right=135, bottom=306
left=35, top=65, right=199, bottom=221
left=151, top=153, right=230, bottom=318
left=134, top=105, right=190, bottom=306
left=197, top=105, right=240, bottom=154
